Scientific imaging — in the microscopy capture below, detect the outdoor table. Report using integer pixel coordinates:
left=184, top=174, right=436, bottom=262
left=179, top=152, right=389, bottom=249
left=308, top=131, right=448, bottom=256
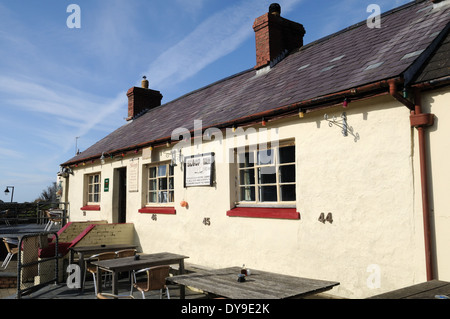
left=92, top=252, right=189, bottom=297
left=168, top=266, right=339, bottom=299
left=369, top=280, right=450, bottom=299
left=69, top=244, right=137, bottom=291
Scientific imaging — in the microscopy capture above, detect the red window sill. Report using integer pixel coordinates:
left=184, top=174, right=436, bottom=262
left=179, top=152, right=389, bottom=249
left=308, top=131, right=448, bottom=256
left=80, top=205, right=101, bottom=211
left=138, top=207, right=176, bottom=215
left=226, top=207, right=300, bottom=220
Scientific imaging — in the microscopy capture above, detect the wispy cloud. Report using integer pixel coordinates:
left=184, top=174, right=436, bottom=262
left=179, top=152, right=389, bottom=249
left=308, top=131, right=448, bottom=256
left=0, top=147, right=23, bottom=159
left=175, top=0, right=207, bottom=15
left=146, top=0, right=303, bottom=90
left=0, top=75, right=124, bottom=153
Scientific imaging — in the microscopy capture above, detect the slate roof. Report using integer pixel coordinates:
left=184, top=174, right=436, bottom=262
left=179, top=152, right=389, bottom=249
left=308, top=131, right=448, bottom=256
left=414, top=26, right=450, bottom=82
left=63, top=0, right=450, bottom=166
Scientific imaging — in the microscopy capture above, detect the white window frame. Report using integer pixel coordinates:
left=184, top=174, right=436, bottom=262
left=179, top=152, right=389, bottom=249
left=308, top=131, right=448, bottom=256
left=85, top=172, right=101, bottom=204
left=236, top=141, right=296, bottom=206
left=145, top=162, right=175, bottom=205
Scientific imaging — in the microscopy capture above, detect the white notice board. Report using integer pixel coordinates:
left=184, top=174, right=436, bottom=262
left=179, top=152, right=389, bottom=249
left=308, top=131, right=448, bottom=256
left=128, top=159, right=139, bottom=192
left=184, top=153, right=215, bottom=187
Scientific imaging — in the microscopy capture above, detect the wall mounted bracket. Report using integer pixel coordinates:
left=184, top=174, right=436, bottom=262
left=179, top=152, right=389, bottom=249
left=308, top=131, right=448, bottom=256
left=324, top=112, right=360, bottom=142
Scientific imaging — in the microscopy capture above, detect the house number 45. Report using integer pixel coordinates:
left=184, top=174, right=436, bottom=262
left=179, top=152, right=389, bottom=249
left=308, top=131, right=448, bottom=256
left=66, top=4, right=81, bottom=29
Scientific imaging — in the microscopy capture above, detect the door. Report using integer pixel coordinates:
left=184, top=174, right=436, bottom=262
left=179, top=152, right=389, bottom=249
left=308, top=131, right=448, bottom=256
left=117, top=167, right=127, bottom=223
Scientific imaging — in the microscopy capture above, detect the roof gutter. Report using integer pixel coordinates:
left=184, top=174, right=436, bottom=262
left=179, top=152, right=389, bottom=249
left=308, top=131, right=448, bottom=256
left=388, top=79, right=415, bottom=111
left=62, top=77, right=404, bottom=167
left=412, top=75, right=450, bottom=91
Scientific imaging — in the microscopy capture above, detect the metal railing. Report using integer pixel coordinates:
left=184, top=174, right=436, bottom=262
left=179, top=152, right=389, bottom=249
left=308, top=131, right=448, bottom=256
left=0, top=202, right=69, bottom=227
left=16, top=232, right=59, bottom=299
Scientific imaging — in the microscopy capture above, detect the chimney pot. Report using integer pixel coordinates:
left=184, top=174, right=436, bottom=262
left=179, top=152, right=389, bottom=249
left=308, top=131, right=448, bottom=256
left=269, top=3, right=281, bottom=16
left=142, top=76, right=149, bottom=89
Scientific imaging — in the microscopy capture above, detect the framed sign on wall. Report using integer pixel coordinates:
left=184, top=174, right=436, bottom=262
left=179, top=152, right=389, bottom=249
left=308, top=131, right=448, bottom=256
left=184, top=153, right=215, bottom=187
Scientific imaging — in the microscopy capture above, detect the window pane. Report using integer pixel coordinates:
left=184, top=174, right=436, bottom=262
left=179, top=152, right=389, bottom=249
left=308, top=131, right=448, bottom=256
left=158, top=165, right=167, bottom=177
left=158, top=191, right=167, bottom=203
left=169, top=177, right=174, bottom=190
left=279, top=165, right=295, bottom=183
left=169, top=164, right=174, bottom=176
left=149, top=167, right=156, bottom=178
left=149, top=180, right=157, bottom=191
left=94, top=175, right=100, bottom=183
left=257, top=149, right=274, bottom=165
left=89, top=176, right=93, bottom=184
left=148, top=192, right=157, bottom=203
left=159, top=178, right=167, bottom=190
left=94, top=184, right=99, bottom=193
left=168, top=191, right=174, bottom=202
left=259, top=186, right=277, bottom=202
left=94, top=194, right=99, bottom=202
left=238, top=152, right=254, bottom=168
left=258, top=166, right=276, bottom=184
left=280, top=185, right=296, bottom=201
left=240, top=186, right=255, bottom=201
left=239, top=169, right=255, bottom=185
left=88, top=194, right=93, bottom=202
left=279, top=145, right=295, bottom=163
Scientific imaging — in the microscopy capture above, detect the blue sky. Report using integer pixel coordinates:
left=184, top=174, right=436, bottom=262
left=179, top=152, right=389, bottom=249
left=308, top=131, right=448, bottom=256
left=0, top=0, right=411, bottom=202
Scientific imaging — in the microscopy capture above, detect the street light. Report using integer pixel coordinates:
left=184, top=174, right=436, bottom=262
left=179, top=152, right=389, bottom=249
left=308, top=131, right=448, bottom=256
left=4, top=186, right=14, bottom=203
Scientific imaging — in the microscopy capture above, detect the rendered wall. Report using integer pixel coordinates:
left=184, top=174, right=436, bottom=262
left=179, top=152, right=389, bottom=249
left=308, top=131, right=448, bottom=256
left=64, top=95, right=428, bottom=298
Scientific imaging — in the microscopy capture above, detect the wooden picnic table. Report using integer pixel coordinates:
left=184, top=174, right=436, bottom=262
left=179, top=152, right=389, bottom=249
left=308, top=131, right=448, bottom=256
left=92, top=252, right=189, bottom=297
left=69, top=244, right=137, bottom=291
left=168, top=266, right=339, bottom=299
left=369, top=280, right=450, bottom=299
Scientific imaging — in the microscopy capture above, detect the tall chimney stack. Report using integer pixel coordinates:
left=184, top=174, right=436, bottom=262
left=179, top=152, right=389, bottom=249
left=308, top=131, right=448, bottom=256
left=253, top=3, right=305, bottom=69
left=126, top=76, right=163, bottom=121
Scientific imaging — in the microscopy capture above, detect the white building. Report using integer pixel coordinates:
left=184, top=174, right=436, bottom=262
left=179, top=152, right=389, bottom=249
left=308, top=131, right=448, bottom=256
left=59, top=1, right=450, bottom=298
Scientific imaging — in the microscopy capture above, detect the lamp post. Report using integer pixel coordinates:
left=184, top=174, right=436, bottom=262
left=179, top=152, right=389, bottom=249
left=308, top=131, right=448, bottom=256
left=4, top=186, right=14, bottom=203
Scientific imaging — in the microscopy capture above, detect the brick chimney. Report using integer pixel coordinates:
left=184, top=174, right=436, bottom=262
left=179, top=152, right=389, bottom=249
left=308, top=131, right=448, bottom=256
left=253, top=3, right=305, bottom=69
left=126, top=76, right=163, bottom=121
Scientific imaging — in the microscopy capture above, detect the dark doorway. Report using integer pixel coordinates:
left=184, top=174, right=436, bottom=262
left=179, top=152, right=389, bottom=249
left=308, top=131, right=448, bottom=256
left=117, top=167, right=127, bottom=223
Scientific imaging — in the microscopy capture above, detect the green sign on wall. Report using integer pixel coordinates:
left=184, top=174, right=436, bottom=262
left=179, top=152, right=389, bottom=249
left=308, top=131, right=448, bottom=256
left=104, top=178, right=109, bottom=192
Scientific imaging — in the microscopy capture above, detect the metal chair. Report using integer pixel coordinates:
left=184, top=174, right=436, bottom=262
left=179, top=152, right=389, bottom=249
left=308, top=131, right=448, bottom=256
left=115, top=249, right=136, bottom=258
left=2, top=238, right=19, bottom=269
left=44, top=210, right=63, bottom=231
left=115, top=248, right=137, bottom=293
left=85, top=251, right=116, bottom=295
left=132, top=265, right=171, bottom=299
left=97, top=293, right=135, bottom=299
